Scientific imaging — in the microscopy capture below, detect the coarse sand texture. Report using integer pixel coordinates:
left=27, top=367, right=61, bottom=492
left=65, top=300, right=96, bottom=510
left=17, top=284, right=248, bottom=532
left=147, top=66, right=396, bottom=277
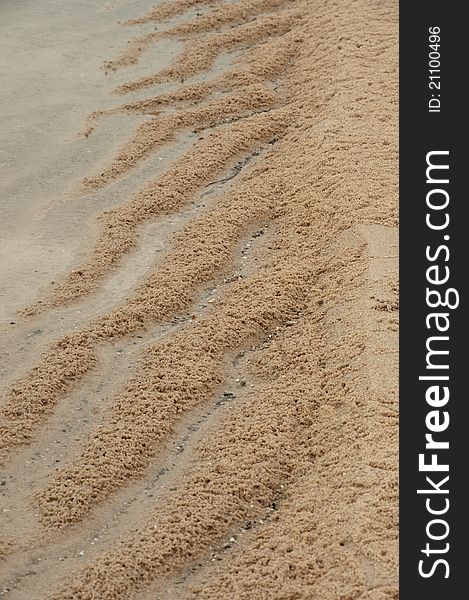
left=0, top=0, right=398, bottom=598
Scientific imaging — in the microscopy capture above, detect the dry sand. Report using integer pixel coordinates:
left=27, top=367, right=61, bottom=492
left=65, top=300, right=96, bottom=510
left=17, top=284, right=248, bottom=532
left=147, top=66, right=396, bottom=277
left=0, top=0, right=398, bottom=598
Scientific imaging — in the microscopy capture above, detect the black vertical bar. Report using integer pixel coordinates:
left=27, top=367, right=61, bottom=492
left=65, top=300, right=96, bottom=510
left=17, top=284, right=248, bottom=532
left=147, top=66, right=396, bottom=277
left=400, top=2, right=466, bottom=598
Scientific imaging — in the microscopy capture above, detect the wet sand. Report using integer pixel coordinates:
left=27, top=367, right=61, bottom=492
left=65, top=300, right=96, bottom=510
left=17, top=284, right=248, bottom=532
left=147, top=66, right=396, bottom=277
left=0, top=0, right=398, bottom=598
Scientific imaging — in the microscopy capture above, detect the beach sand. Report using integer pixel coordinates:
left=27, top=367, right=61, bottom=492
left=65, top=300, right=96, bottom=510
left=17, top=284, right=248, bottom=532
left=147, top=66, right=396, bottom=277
left=0, top=0, right=398, bottom=598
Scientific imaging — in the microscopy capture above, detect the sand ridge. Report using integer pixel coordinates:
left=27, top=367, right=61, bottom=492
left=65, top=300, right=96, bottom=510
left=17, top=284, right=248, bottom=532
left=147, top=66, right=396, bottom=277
left=0, top=0, right=398, bottom=597
left=105, top=0, right=293, bottom=71
left=22, top=108, right=288, bottom=316
left=113, top=6, right=302, bottom=94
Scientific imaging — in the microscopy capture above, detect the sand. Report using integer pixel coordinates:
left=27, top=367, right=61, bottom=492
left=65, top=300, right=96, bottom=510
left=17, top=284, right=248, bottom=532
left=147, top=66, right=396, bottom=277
left=0, top=0, right=398, bottom=598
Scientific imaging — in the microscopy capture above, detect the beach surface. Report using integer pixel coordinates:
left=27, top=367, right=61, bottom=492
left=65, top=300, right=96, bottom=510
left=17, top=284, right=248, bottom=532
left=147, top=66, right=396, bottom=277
left=0, top=0, right=398, bottom=598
